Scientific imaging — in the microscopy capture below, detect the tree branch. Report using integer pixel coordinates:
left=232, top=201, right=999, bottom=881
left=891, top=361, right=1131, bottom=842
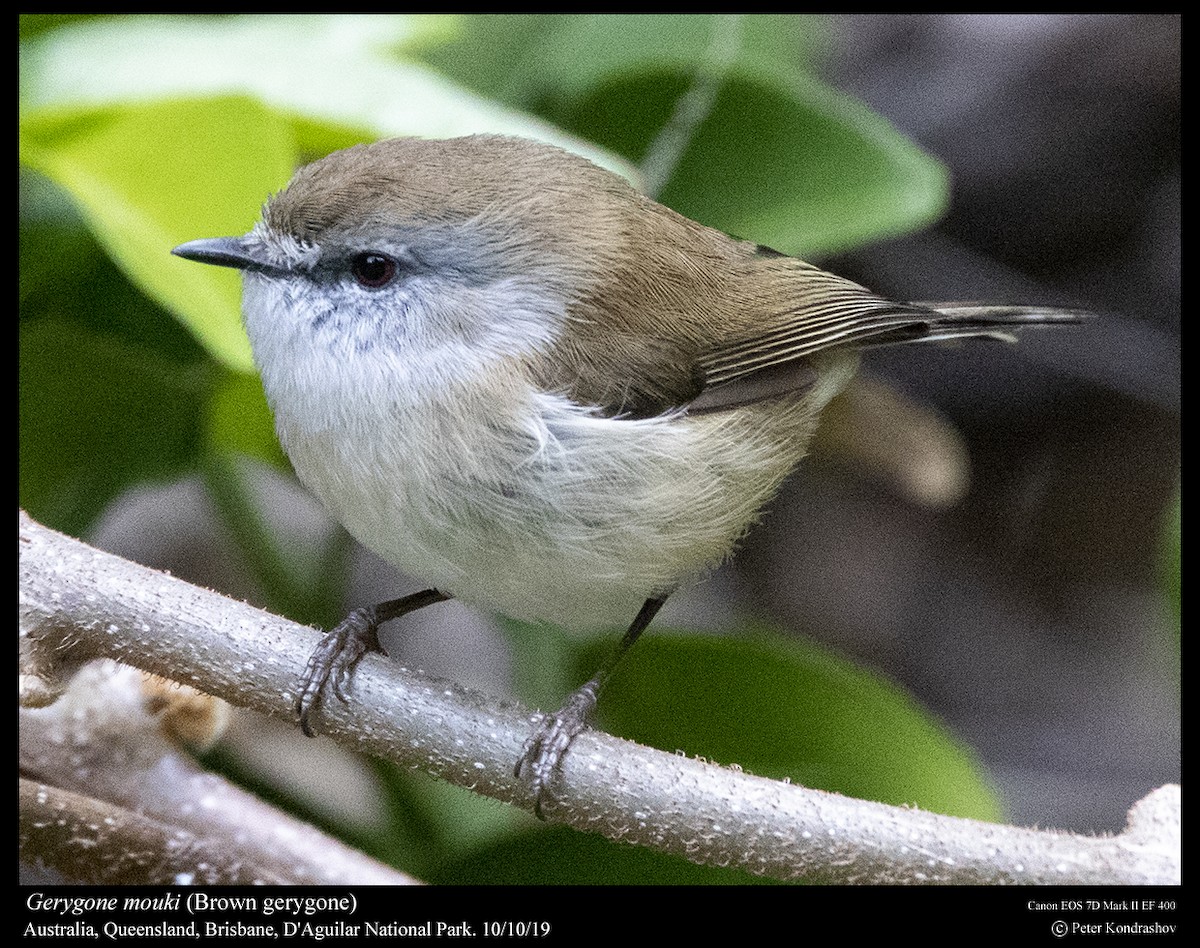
left=20, top=777, right=394, bottom=886
left=20, top=658, right=418, bottom=885
left=19, top=510, right=1180, bottom=884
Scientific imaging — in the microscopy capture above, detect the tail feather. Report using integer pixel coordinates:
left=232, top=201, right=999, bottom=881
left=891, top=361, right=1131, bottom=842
left=690, top=301, right=1091, bottom=413
left=857, top=303, right=1093, bottom=350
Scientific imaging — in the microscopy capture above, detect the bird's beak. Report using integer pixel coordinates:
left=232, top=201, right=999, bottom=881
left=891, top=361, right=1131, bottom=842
left=172, top=236, right=287, bottom=276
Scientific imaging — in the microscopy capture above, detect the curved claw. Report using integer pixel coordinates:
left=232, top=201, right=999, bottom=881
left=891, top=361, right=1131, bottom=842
left=515, top=684, right=599, bottom=819
left=292, top=590, right=450, bottom=737
left=294, top=608, right=382, bottom=737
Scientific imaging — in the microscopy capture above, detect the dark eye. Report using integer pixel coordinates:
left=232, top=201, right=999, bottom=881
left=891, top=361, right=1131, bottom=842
left=350, top=252, right=397, bottom=288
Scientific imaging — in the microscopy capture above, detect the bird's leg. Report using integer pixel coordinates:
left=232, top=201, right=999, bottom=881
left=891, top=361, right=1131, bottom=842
left=515, top=592, right=670, bottom=818
left=295, top=589, right=451, bottom=736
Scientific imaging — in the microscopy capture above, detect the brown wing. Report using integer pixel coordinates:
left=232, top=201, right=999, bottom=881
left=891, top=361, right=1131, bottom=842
left=540, top=198, right=1086, bottom=418
left=697, top=260, right=937, bottom=388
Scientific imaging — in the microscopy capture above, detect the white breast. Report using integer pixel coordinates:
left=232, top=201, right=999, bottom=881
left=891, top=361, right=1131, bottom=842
left=242, top=267, right=854, bottom=629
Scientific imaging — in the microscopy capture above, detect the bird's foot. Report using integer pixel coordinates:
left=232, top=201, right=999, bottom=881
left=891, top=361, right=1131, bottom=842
left=515, top=683, right=599, bottom=819
left=294, top=607, right=384, bottom=737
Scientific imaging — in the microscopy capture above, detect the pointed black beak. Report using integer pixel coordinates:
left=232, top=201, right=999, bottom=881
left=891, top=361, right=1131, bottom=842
left=172, top=237, right=288, bottom=276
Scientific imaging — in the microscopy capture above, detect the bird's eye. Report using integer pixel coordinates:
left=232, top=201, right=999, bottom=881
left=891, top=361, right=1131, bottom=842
left=350, top=252, right=398, bottom=288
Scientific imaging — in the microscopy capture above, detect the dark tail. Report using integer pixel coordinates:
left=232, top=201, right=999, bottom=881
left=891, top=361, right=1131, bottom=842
left=860, top=303, right=1093, bottom=349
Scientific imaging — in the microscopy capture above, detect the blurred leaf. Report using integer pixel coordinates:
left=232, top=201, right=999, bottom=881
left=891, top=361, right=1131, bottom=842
left=498, top=618, right=584, bottom=713
left=421, top=14, right=828, bottom=109
left=423, top=14, right=945, bottom=256
left=18, top=13, right=103, bottom=42
left=371, top=764, right=528, bottom=876
left=19, top=14, right=633, bottom=177
left=536, top=14, right=830, bottom=94
left=19, top=318, right=212, bottom=535
left=588, top=632, right=1001, bottom=821
left=478, top=623, right=998, bottom=884
left=568, top=71, right=946, bottom=256
left=18, top=15, right=457, bottom=114
left=662, top=75, right=946, bottom=255
left=413, top=15, right=560, bottom=106
left=434, top=826, right=773, bottom=885
left=20, top=169, right=215, bottom=535
left=19, top=175, right=210, bottom=369
left=20, top=97, right=293, bottom=371
left=207, top=371, right=286, bottom=469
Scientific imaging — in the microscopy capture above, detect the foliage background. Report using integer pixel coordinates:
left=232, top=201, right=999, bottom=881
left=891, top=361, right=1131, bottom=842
left=19, top=14, right=1179, bottom=884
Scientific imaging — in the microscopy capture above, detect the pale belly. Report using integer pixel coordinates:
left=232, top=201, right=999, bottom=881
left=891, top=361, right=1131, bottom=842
left=276, top=386, right=836, bottom=630
left=243, top=254, right=855, bottom=629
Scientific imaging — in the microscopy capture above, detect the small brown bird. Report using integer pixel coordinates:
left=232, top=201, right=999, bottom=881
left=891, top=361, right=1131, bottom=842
left=173, top=135, right=1084, bottom=813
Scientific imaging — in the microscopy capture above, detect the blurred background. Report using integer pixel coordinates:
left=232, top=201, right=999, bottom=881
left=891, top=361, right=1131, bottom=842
left=20, top=14, right=1178, bottom=883
left=752, top=13, right=1180, bottom=833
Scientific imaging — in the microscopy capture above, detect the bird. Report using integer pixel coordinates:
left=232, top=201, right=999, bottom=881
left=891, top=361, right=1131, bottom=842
left=172, top=133, right=1085, bottom=814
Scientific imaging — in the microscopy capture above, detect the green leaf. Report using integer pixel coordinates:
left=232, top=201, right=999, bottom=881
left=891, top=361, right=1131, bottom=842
left=567, top=71, right=947, bottom=256
left=372, top=764, right=528, bottom=875
left=19, top=15, right=633, bottom=178
left=421, top=14, right=829, bottom=109
left=19, top=317, right=212, bottom=535
left=206, top=371, right=286, bottom=469
left=588, top=632, right=1001, bottom=822
left=18, top=15, right=458, bottom=115
left=662, top=75, right=947, bottom=255
left=497, top=618, right=583, bottom=713
left=412, top=15, right=562, bottom=107
left=539, top=14, right=830, bottom=94
left=20, top=97, right=293, bottom=371
left=20, top=172, right=216, bottom=534
left=423, top=15, right=945, bottom=256
left=19, top=13, right=105, bottom=43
